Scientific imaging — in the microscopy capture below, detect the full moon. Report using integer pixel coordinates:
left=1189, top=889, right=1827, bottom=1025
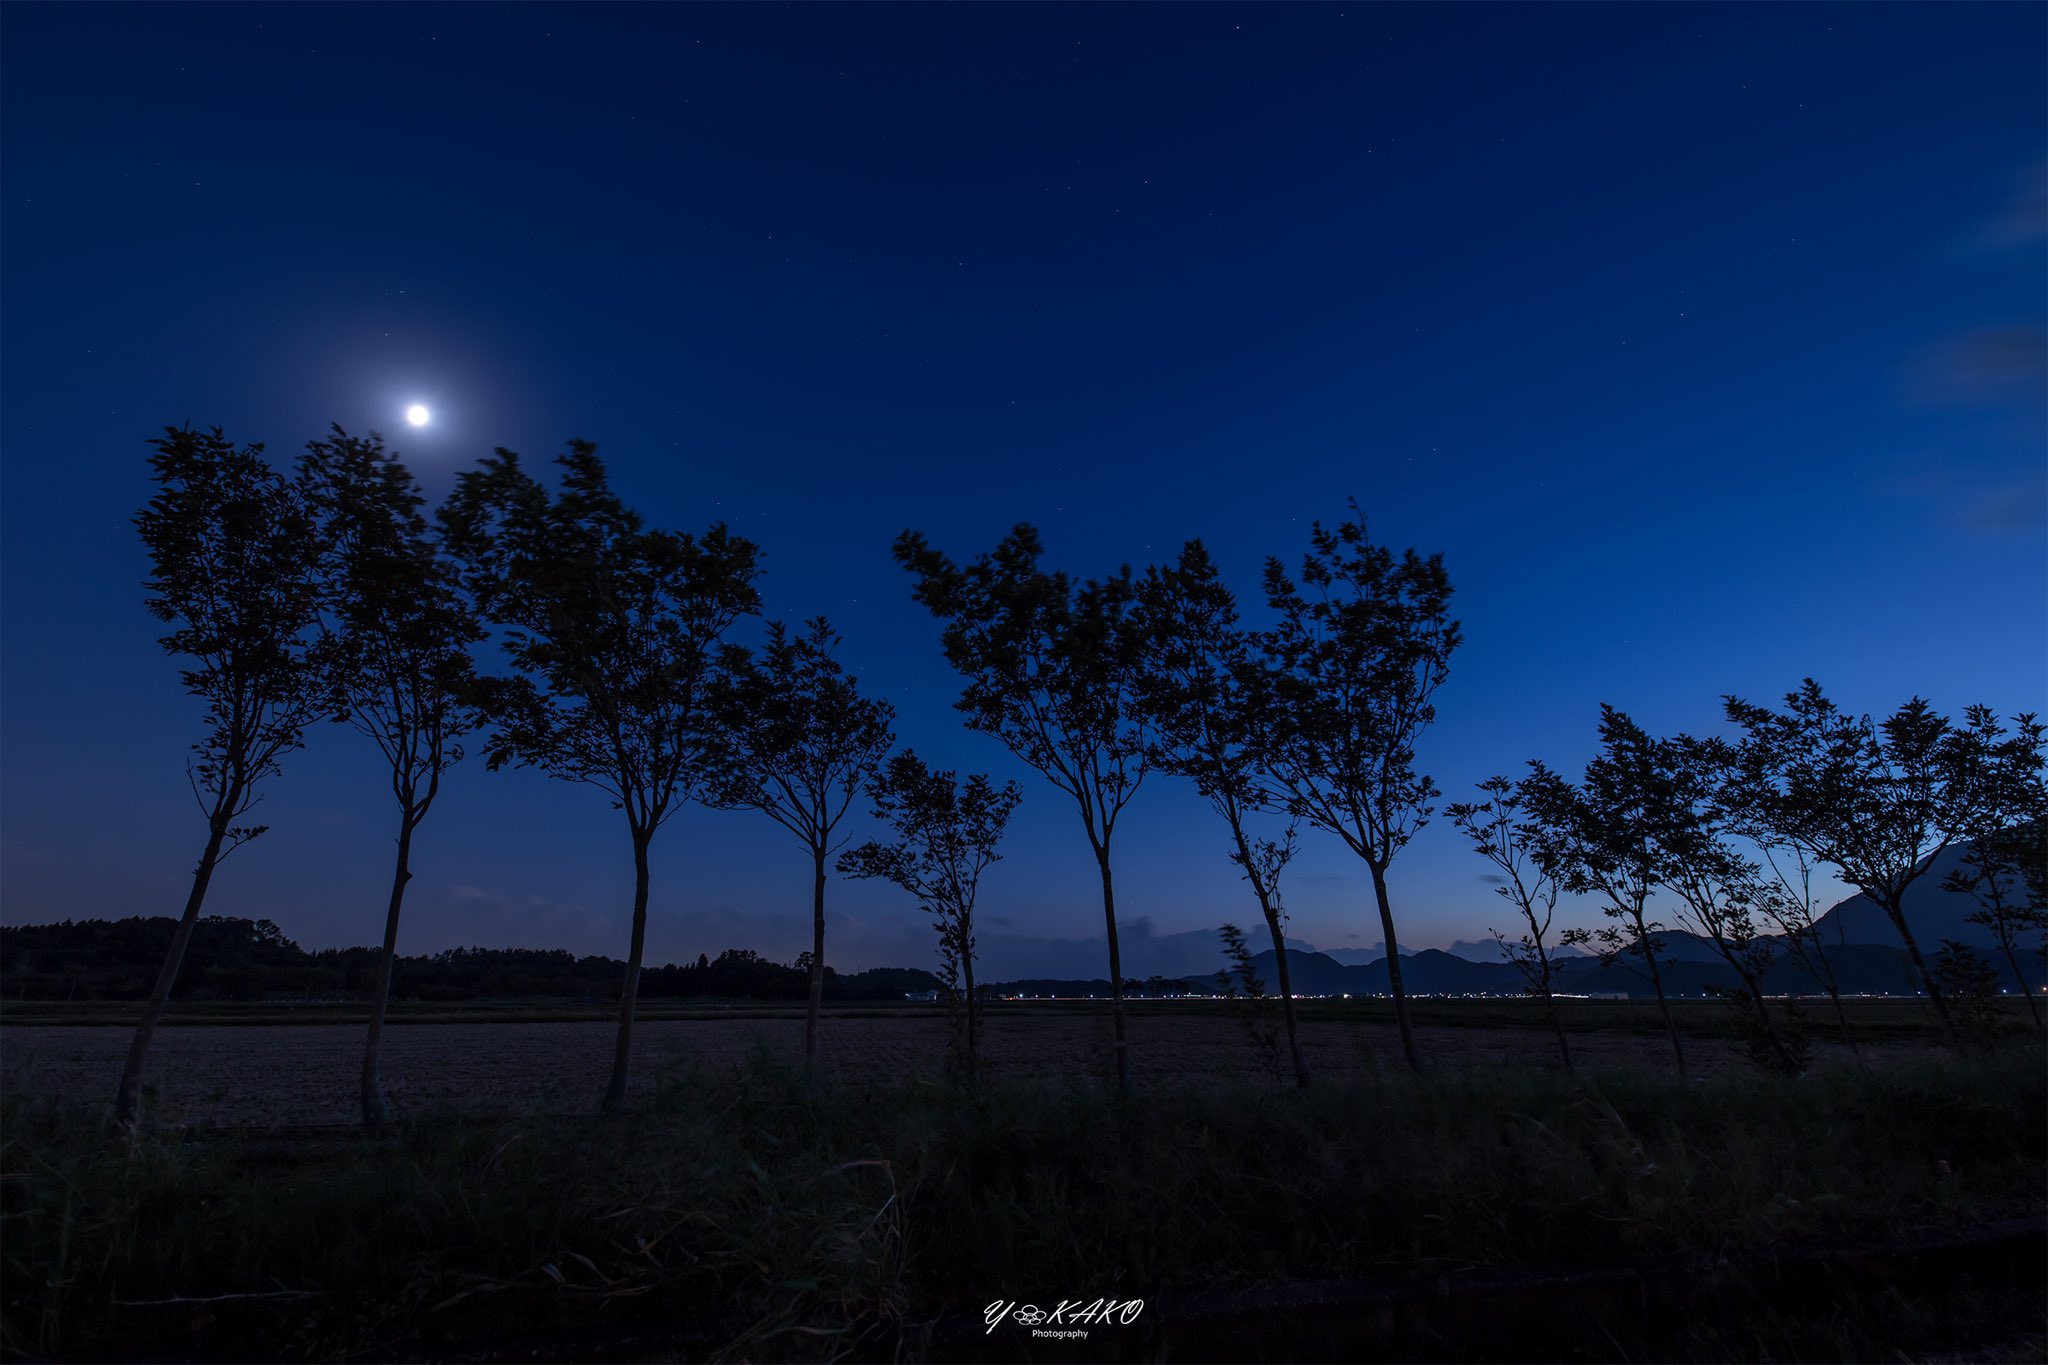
left=405, top=403, right=431, bottom=427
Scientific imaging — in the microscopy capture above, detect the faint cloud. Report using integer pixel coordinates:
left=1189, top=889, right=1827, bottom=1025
left=419, top=883, right=609, bottom=951
left=1876, top=456, right=2046, bottom=537
left=1913, top=326, right=2048, bottom=409
left=1968, top=161, right=2047, bottom=252
left=1476, top=872, right=1508, bottom=885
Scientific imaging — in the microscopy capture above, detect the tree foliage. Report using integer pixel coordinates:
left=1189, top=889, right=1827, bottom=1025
left=139, top=427, right=326, bottom=851
left=1943, top=817, right=2047, bottom=1030
left=1725, top=681, right=2045, bottom=1042
left=302, top=428, right=482, bottom=810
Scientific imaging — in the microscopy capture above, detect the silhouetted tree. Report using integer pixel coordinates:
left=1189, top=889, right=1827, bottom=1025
left=1725, top=683, right=2045, bottom=1043
left=440, top=443, right=760, bottom=1110
left=1523, top=708, right=1688, bottom=1075
left=1257, top=504, right=1458, bottom=1075
left=301, top=427, right=483, bottom=1127
left=707, top=617, right=895, bottom=1082
left=839, top=751, right=1021, bottom=1077
left=1137, top=541, right=1309, bottom=1086
left=1658, top=734, right=1801, bottom=1073
left=1748, top=837, right=1857, bottom=1048
left=1944, top=818, right=2047, bottom=1030
left=896, top=525, right=1150, bottom=1093
left=1448, top=776, right=1575, bottom=1076
left=117, top=427, right=324, bottom=1125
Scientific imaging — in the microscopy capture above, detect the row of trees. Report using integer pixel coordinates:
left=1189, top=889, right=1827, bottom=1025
left=118, top=422, right=2043, bottom=1123
left=1450, top=694, right=2045, bottom=1079
left=122, top=426, right=1460, bottom=1121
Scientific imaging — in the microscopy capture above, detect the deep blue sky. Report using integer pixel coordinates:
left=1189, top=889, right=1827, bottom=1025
left=4, top=3, right=2042, bottom=976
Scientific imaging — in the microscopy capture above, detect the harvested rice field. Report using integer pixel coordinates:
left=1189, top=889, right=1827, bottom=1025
left=4, top=1005, right=1811, bottom=1128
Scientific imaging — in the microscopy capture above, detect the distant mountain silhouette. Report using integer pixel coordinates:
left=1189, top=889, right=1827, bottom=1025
left=1809, top=841, right=2010, bottom=953
left=1176, top=931, right=2024, bottom=1000
left=973, top=918, right=1317, bottom=981
left=1444, top=937, right=1591, bottom=962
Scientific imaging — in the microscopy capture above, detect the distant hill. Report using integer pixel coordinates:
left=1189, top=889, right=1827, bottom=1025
left=1809, top=841, right=2012, bottom=953
left=0, top=917, right=942, bottom=1003
left=1175, top=933, right=2024, bottom=1001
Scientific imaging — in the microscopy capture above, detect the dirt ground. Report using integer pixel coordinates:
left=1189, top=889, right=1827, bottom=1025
left=0, top=1008, right=1787, bottom=1128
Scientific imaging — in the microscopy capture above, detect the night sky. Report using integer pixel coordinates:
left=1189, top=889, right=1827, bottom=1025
left=3, top=4, right=2042, bottom=976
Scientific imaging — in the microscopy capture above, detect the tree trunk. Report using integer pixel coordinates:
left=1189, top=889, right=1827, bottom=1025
left=1746, top=978, right=1800, bottom=1072
left=1706, top=932, right=1796, bottom=1073
left=1367, top=862, right=1426, bottom=1075
left=1230, top=824, right=1307, bottom=1088
left=1996, top=939, right=2043, bottom=1030
left=805, top=846, right=827, bottom=1086
left=602, top=829, right=652, bottom=1113
left=1537, top=949, right=1575, bottom=1077
left=1637, top=935, right=1688, bottom=1075
left=361, top=813, right=416, bottom=1130
left=1825, top=982, right=1856, bottom=1048
left=1096, top=846, right=1131, bottom=1095
left=114, top=820, right=229, bottom=1126
left=1791, top=931, right=1857, bottom=1051
left=962, top=946, right=978, bottom=1081
left=1260, top=904, right=1311, bottom=1089
left=1885, top=898, right=1957, bottom=1043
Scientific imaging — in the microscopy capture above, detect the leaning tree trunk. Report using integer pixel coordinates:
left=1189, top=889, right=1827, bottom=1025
left=1367, top=863, right=1426, bottom=1075
left=1537, top=951, right=1575, bottom=1078
left=1095, top=846, right=1131, bottom=1095
left=361, top=813, right=417, bottom=1129
left=1636, top=933, right=1688, bottom=1075
left=1884, top=899, right=1957, bottom=1044
left=114, top=819, right=230, bottom=1126
left=1262, top=905, right=1311, bottom=1089
left=1743, top=975, right=1800, bottom=1073
left=1994, top=937, right=2043, bottom=1030
left=1705, top=930, right=1797, bottom=1073
left=1817, top=964, right=1857, bottom=1049
left=804, top=847, right=827, bottom=1085
left=962, top=941, right=979, bottom=1081
left=602, top=828, right=653, bottom=1113
left=1233, top=826, right=1308, bottom=1088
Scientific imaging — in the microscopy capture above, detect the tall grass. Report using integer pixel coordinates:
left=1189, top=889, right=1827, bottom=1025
left=4, top=1042, right=2042, bottom=1361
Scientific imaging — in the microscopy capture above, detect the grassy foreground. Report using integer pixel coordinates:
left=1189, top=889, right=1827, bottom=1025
left=3, top=1042, right=2043, bottom=1362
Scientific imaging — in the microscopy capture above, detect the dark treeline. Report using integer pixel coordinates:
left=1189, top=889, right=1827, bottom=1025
left=0, top=918, right=939, bottom=1005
